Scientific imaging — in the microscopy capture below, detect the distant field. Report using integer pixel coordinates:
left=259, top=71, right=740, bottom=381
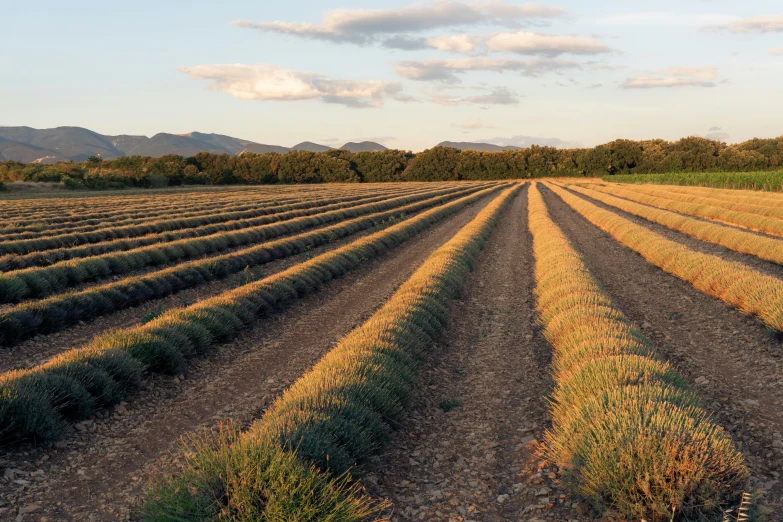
left=608, top=170, right=783, bottom=191
left=1, top=181, right=781, bottom=521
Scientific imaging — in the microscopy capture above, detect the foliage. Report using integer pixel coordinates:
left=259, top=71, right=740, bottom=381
left=2, top=135, right=782, bottom=190
left=606, top=170, right=783, bottom=192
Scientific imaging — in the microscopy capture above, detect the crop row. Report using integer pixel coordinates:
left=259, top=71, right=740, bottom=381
left=0, top=183, right=507, bottom=442
left=592, top=184, right=783, bottom=237
left=141, top=184, right=520, bottom=521
left=564, top=183, right=783, bottom=266
left=0, top=186, right=443, bottom=254
left=0, top=187, right=414, bottom=244
left=0, top=187, right=434, bottom=271
left=0, top=188, right=306, bottom=225
left=548, top=183, right=783, bottom=332
left=603, top=182, right=783, bottom=221
left=0, top=185, right=429, bottom=237
left=0, top=185, right=495, bottom=346
left=528, top=183, right=746, bottom=520
left=640, top=183, right=783, bottom=207
left=0, top=191, right=330, bottom=237
left=0, top=184, right=332, bottom=217
left=0, top=186, right=479, bottom=303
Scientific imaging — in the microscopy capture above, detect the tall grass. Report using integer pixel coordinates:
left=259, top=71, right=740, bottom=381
left=0, top=185, right=491, bottom=346
left=529, top=183, right=747, bottom=520
left=0, top=184, right=506, bottom=442
left=547, top=183, right=783, bottom=333
left=142, top=184, right=520, bottom=521
left=607, top=171, right=783, bottom=192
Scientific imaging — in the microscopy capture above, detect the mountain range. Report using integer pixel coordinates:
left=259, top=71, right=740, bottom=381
left=0, top=127, right=391, bottom=164
left=0, top=126, right=561, bottom=164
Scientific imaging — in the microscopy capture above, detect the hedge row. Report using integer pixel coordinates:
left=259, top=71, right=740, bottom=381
left=529, top=183, right=747, bottom=520
left=0, top=187, right=430, bottom=271
left=141, top=184, right=520, bottom=521
left=548, top=184, right=783, bottom=332
left=0, top=183, right=505, bottom=442
left=597, top=182, right=783, bottom=221
left=0, top=190, right=396, bottom=248
left=593, top=184, right=783, bottom=237
left=567, top=184, right=783, bottom=267
left=0, top=185, right=492, bottom=346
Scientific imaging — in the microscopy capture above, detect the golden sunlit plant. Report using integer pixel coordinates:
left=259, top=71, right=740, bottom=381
left=529, top=183, right=747, bottom=521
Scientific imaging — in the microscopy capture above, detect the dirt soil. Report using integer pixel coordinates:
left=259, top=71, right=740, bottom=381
left=0, top=193, right=496, bottom=522
left=542, top=185, right=783, bottom=519
left=365, top=187, right=588, bottom=522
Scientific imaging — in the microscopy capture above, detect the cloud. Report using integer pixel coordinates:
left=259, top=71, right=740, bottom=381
left=233, top=1, right=563, bottom=45
left=484, top=31, right=614, bottom=56
left=587, top=83, right=602, bottom=88
left=382, top=35, right=429, bottom=50
left=426, top=34, right=482, bottom=52
left=394, top=57, right=579, bottom=83
left=621, top=67, right=719, bottom=89
left=704, top=127, right=730, bottom=141
left=451, top=119, right=496, bottom=130
left=428, top=87, right=520, bottom=106
left=771, top=47, right=783, bottom=56
left=180, top=64, right=410, bottom=108
left=703, top=15, right=783, bottom=34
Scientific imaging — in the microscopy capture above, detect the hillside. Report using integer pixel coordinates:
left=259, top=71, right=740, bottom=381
left=341, top=141, right=387, bottom=152
left=437, top=141, right=522, bottom=152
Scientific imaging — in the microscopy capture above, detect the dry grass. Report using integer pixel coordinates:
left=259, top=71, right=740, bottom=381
left=529, top=183, right=747, bottom=521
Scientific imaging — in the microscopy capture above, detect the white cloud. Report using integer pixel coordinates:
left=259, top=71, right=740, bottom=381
left=771, top=47, right=783, bottom=56
left=703, top=15, right=783, bottom=34
left=428, top=87, right=520, bottom=106
left=621, top=67, right=719, bottom=89
left=181, top=64, right=410, bottom=108
left=484, top=31, right=613, bottom=56
left=233, top=1, right=563, bottom=46
left=395, top=57, right=579, bottom=83
left=426, top=34, right=481, bottom=53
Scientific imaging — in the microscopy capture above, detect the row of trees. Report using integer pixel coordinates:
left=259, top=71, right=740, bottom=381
left=2, top=135, right=782, bottom=189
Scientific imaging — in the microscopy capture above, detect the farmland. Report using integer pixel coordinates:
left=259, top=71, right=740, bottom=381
left=0, top=181, right=782, bottom=521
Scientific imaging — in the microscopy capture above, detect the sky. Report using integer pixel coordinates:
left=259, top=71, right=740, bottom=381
left=1, top=0, right=782, bottom=150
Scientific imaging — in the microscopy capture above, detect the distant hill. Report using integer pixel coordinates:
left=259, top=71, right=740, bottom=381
left=437, top=141, right=522, bottom=152
left=0, top=126, right=292, bottom=163
left=291, top=141, right=333, bottom=153
left=341, top=141, right=387, bottom=153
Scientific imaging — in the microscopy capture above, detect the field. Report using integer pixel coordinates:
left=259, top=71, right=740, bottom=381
left=0, top=180, right=782, bottom=521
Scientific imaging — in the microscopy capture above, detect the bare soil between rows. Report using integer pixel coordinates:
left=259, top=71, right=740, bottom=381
left=0, top=192, right=496, bottom=521
left=364, top=186, right=587, bottom=522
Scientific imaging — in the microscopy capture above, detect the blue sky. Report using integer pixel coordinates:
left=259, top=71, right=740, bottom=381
left=2, top=1, right=782, bottom=150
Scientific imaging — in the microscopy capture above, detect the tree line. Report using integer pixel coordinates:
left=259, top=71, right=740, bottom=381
left=1, top=135, right=782, bottom=189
